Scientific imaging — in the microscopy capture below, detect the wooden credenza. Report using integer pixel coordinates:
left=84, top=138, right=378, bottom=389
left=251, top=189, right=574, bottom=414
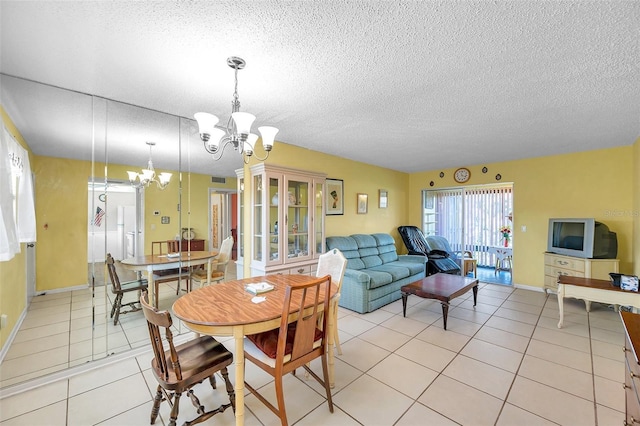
left=621, top=311, right=640, bottom=425
left=543, top=252, right=619, bottom=293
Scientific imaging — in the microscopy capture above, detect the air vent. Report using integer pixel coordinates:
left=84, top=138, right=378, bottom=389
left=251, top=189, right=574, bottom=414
left=211, top=176, right=226, bottom=184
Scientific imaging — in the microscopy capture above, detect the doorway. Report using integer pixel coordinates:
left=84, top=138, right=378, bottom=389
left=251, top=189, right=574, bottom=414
left=422, top=184, right=513, bottom=284
left=209, top=189, right=237, bottom=258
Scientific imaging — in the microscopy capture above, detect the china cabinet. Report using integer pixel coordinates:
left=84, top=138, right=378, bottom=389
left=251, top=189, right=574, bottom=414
left=236, top=164, right=325, bottom=277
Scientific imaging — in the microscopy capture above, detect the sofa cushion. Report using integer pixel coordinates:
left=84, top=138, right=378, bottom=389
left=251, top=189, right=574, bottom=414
left=369, top=264, right=410, bottom=281
left=326, top=236, right=365, bottom=270
left=373, top=233, right=400, bottom=263
left=352, top=234, right=383, bottom=268
left=393, top=259, right=427, bottom=275
left=362, top=270, right=393, bottom=289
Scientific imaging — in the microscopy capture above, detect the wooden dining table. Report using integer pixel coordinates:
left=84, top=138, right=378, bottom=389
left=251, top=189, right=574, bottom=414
left=120, top=250, right=218, bottom=307
left=172, top=274, right=337, bottom=426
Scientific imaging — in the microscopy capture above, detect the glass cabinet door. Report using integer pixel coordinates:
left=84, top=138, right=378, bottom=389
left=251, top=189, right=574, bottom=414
left=286, top=177, right=310, bottom=261
left=252, top=173, right=265, bottom=263
left=314, top=178, right=325, bottom=257
left=238, top=176, right=244, bottom=260
left=267, top=175, right=280, bottom=264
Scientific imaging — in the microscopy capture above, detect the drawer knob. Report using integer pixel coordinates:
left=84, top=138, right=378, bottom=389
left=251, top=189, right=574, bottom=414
left=629, top=416, right=640, bottom=424
left=631, top=372, right=640, bottom=379
left=297, top=268, right=305, bottom=273
left=624, top=383, right=632, bottom=390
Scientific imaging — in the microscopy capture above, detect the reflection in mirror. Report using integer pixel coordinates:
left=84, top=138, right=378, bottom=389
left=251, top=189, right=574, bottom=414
left=0, top=75, right=229, bottom=389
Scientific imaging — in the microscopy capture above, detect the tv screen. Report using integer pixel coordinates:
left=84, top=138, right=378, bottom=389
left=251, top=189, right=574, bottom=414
left=547, top=218, right=617, bottom=259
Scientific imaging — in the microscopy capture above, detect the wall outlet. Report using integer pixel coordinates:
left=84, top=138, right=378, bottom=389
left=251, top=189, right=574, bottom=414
left=0, top=314, right=7, bottom=330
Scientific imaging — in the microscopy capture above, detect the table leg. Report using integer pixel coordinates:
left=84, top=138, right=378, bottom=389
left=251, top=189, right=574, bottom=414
left=584, top=300, right=591, bottom=312
left=557, top=284, right=564, bottom=328
left=327, top=305, right=336, bottom=389
left=147, top=267, right=157, bottom=308
left=233, top=328, right=245, bottom=426
left=441, top=302, right=450, bottom=330
left=401, top=292, right=408, bottom=317
left=472, top=285, right=478, bottom=306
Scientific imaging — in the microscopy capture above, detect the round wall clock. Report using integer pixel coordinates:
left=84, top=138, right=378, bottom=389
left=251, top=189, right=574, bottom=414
left=454, top=167, right=471, bottom=183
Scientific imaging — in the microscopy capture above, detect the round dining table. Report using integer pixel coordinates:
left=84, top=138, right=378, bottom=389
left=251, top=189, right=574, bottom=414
left=172, top=274, right=337, bottom=426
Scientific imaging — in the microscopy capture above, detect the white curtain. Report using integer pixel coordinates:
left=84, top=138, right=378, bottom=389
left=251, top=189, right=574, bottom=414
left=0, top=127, right=36, bottom=261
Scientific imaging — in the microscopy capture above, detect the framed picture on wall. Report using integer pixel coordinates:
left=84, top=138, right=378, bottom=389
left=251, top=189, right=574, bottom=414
left=379, top=189, right=388, bottom=208
left=357, top=193, right=368, bottom=214
left=326, top=178, right=344, bottom=215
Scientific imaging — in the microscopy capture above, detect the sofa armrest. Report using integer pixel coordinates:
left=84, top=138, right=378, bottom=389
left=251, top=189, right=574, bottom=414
left=398, top=254, right=428, bottom=264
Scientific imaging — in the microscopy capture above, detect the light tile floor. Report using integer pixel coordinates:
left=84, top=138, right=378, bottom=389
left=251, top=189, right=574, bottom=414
left=0, top=281, right=627, bottom=425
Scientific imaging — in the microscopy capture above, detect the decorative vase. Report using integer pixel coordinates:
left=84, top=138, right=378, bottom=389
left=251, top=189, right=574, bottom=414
left=503, top=233, right=510, bottom=247
left=271, top=193, right=278, bottom=206
left=288, top=191, right=296, bottom=205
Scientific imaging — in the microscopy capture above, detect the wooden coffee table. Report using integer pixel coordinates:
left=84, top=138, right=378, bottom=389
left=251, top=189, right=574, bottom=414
left=401, top=273, right=479, bottom=330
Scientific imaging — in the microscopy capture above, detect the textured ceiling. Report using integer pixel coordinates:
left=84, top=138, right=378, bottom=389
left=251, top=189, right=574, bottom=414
left=1, top=1, right=639, bottom=177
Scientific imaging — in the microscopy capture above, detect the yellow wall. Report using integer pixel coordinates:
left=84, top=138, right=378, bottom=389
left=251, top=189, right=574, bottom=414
left=263, top=143, right=410, bottom=248
left=634, top=138, right=640, bottom=276
left=0, top=107, right=31, bottom=347
left=409, top=146, right=635, bottom=288
left=32, top=158, right=236, bottom=290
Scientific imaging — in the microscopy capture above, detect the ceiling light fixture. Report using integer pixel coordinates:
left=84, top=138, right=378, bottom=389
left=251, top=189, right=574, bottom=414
left=194, top=56, right=278, bottom=164
left=127, top=141, right=172, bottom=190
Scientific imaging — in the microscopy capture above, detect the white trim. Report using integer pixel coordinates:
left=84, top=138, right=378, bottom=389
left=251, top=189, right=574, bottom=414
left=34, top=283, right=89, bottom=296
left=513, top=282, right=546, bottom=293
left=0, top=307, right=28, bottom=365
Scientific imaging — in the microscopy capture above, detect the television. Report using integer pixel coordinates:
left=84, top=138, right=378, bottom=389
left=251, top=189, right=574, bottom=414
left=547, top=218, right=617, bottom=259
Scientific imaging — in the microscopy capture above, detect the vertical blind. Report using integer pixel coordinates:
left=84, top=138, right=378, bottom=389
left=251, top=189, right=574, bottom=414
left=430, top=185, right=513, bottom=267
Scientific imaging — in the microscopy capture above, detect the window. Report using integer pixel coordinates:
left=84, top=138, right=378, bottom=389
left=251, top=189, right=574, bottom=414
left=422, top=184, right=513, bottom=267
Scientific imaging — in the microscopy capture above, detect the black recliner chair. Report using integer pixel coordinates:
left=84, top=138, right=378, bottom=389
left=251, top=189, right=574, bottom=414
left=397, top=226, right=461, bottom=276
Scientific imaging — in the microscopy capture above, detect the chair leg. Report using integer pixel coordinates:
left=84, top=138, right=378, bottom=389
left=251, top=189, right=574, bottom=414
left=273, top=375, right=288, bottom=426
left=110, top=293, right=118, bottom=318
left=168, top=391, right=181, bottom=426
left=221, top=367, right=236, bottom=413
left=209, top=373, right=217, bottom=389
left=320, top=354, right=334, bottom=412
left=113, top=294, right=123, bottom=325
left=150, top=385, right=163, bottom=424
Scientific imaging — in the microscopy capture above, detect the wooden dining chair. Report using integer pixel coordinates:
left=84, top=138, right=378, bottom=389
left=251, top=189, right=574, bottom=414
left=190, top=235, right=233, bottom=289
left=105, top=253, right=148, bottom=325
left=316, top=248, right=347, bottom=355
left=243, top=275, right=334, bottom=426
left=140, top=292, right=235, bottom=426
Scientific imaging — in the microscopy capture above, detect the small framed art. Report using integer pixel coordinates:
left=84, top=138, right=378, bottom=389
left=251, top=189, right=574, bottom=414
left=379, top=189, right=388, bottom=208
left=357, top=193, right=368, bottom=214
left=326, top=178, right=344, bottom=215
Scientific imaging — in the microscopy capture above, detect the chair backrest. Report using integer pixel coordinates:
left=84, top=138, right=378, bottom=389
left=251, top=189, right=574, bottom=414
left=215, top=235, right=234, bottom=276
left=278, top=275, right=331, bottom=364
left=140, top=291, right=181, bottom=381
left=316, top=248, right=347, bottom=292
left=397, top=226, right=432, bottom=256
left=106, top=253, right=122, bottom=293
left=151, top=240, right=179, bottom=256
left=425, top=235, right=454, bottom=255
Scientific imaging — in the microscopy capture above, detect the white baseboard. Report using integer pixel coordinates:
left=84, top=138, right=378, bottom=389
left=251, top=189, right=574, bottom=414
left=0, top=308, right=28, bottom=365
left=34, top=283, right=89, bottom=296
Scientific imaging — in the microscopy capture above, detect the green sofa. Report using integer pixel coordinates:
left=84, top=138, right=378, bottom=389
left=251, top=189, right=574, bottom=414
left=325, top=233, right=427, bottom=313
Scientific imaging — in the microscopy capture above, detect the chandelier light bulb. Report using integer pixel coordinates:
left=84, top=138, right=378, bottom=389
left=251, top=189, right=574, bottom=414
left=258, top=126, right=278, bottom=151
left=194, top=113, right=219, bottom=141
left=231, top=112, right=256, bottom=139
